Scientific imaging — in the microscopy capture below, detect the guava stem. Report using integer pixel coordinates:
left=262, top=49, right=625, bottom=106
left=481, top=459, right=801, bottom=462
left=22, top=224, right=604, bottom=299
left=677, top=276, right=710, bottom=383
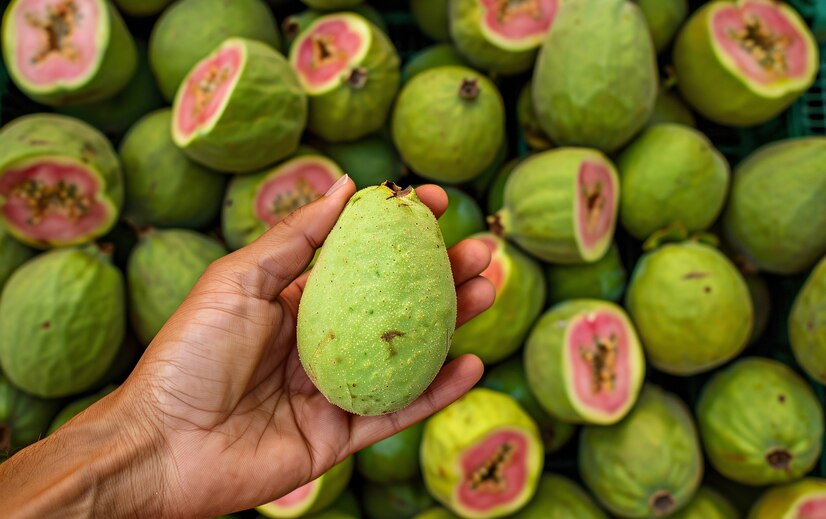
left=649, top=491, right=676, bottom=517
left=487, top=211, right=508, bottom=237
left=382, top=181, right=414, bottom=199
left=766, top=448, right=793, bottom=469
left=459, top=79, right=481, bottom=100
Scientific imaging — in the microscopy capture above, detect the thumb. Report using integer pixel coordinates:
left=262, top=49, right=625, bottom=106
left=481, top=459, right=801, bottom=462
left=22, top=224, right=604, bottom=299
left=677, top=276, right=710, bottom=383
left=227, top=174, right=355, bottom=300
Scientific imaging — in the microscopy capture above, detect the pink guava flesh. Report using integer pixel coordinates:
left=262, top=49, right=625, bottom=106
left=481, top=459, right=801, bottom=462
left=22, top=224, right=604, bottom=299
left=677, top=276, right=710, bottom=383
left=0, top=161, right=108, bottom=242
left=477, top=236, right=505, bottom=291
left=294, top=19, right=365, bottom=87
left=458, top=429, right=528, bottom=513
left=799, top=496, right=826, bottom=518
left=568, top=310, right=632, bottom=415
left=712, top=1, right=810, bottom=84
left=577, top=161, right=615, bottom=252
left=175, top=45, right=243, bottom=137
left=254, top=160, right=339, bottom=227
left=479, top=0, right=557, bottom=42
left=11, top=0, right=100, bottom=86
left=270, top=480, right=316, bottom=509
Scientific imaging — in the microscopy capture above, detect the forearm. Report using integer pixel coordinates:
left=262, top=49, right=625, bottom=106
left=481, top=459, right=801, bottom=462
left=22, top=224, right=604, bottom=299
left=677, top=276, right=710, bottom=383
left=0, top=390, right=170, bottom=519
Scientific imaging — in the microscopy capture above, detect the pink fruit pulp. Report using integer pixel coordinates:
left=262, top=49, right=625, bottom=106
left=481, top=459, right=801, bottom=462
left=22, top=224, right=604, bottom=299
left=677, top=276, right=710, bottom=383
left=11, top=0, right=100, bottom=86
left=254, top=159, right=339, bottom=227
left=568, top=310, right=633, bottom=415
left=271, top=480, right=316, bottom=508
left=577, top=160, right=615, bottom=251
left=175, top=45, right=243, bottom=137
left=294, top=19, right=365, bottom=87
left=0, top=160, right=107, bottom=242
left=799, top=495, right=826, bottom=518
left=458, top=429, right=528, bottom=513
left=477, top=235, right=505, bottom=291
left=480, top=0, right=557, bottom=42
left=713, top=1, right=810, bottom=85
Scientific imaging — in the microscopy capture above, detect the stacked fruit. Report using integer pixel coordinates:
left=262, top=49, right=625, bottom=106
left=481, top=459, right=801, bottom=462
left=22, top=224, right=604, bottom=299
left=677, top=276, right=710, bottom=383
left=0, top=0, right=825, bottom=517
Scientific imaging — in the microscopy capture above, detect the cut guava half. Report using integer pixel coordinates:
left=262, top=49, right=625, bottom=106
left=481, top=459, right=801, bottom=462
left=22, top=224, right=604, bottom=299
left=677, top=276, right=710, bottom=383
left=477, top=0, right=557, bottom=51
left=575, top=159, right=618, bottom=261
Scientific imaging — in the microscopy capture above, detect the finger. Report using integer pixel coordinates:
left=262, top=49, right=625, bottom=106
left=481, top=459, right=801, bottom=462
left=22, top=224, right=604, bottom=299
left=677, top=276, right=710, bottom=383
left=456, top=276, right=496, bottom=327
left=222, top=175, right=355, bottom=300
left=348, top=355, right=484, bottom=451
left=415, top=184, right=448, bottom=219
left=449, top=238, right=491, bottom=286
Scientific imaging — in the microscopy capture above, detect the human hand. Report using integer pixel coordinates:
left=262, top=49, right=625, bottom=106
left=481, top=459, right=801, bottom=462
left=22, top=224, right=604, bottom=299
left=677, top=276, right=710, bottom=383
left=111, top=176, right=494, bottom=517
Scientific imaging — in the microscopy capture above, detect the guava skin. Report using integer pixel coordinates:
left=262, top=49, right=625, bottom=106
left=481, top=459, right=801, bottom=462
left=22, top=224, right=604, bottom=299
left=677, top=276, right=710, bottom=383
left=646, top=88, right=696, bottom=128
left=297, top=183, right=456, bottom=416
left=580, top=384, right=703, bottom=518
left=320, top=135, right=404, bottom=189
left=511, top=474, right=607, bottom=519
left=669, top=487, right=739, bottom=519
left=401, top=44, right=470, bottom=84
left=0, top=373, right=60, bottom=457
left=47, top=385, right=116, bottom=435
left=517, top=82, right=552, bottom=152
left=438, top=188, right=486, bottom=248
left=532, top=0, right=657, bottom=152
left=485, top=158, right=520, bottom=215
left=722, top=137, right=826, bottom=275
left=636, top=0, right=688, bottom=53
left=257, top=457, right=354, bottom=518
left=748, top=478, right=826, bottom=519
left=617, top=124, right=729, bottom=241
left=625, top=242, right=753, bottom=376
left=149, top=0, right=281, bottom=101
left=355, top=422, right=424, bottom=484
left=746, top=273, right=771, bottom=345
left=0, top=246, right=125, bottom=398
left=545, top=243, right=626, bottom=306
left=0, top=226, right=35, bottom=293
left=420, top=388, right=544, bottom=518
left=362, top=479, right=435, bottom=519
left=790, top=255, right=826, bottom=383
left=697, top=357, right=824, bottom=486
left=410, top=0, right=450, bottom=41
left=392, top=66, right=505, bottom=183
left=127, top=229, right=226, bottom=347
left=120, top=109, right=226, bottom=230
left=414, top=509, right=459, bottom=519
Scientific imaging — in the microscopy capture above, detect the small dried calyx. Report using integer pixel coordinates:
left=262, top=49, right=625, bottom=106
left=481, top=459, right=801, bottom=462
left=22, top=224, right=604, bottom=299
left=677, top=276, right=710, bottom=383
left=766, top=448, right=793, bottom=469
left=470, top=442, right=515, bottom=492
left=459, top=79, right=481, bottom=100
left=580, top=332, right=618, bottom=394
left=732, top=15, right=791, bottom=75
left=649, top=490, right=676, bottom=517
left=13, top=178, right=91, bottom=225
left=383, top=181, right=414, bottom=199
left=26, top=0, right=79, bottom=63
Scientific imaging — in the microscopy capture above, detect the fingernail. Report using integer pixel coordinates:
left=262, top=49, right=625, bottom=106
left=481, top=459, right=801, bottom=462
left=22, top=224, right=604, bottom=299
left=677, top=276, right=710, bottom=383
left=325, top=174, right=349, bottom=196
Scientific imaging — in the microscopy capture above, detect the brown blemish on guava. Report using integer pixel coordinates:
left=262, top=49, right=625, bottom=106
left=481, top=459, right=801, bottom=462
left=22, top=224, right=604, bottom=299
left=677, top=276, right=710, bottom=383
left=381, top=330, right=405, bottom=342
left=25, top=1, right=80, bottom=64
left=682, top=272, right=709, bottom=279
left=459, top=79, right=480, bottom=100
left=13, top=178, right=91, bottom=225
left=470, top=442, right=514, bottom=492
left=580, top=333, right=617, bottom=394
left=778, top=394, right=786, bottom=402
left=649, top=490, right=676, bottom=516
left=766, top=448, right=792, bottom=469
left=41, top=321, right=50, bottom=330
left=730, top=15, right=791, bottom=76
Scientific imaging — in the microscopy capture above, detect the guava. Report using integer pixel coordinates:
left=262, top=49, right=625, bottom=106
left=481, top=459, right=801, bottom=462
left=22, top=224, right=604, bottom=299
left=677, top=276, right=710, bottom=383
left=113, top=0, right=172, bottom=16
left=414, top=509, right=458, bottom=519
left=128, top=229, right=226, bottom=346
left=746, top=273, right=771, bottom=345
left=421, top=388, right=544, bottom=518
left=617, top=124, right=730, bottom=241
left=697, top=357, right=824, bottom=486
left=636, top=0, right=688, bottom=53
left=450, top=0, right=558, bottom=75
left=0, top=225, right=35, bottom=293
left=670, top=487, right=739, bottom=519
left=466, top=138, right=508, bottom=201
left=172, top=38, right=307, bottom=173
left=0, top=114, right=124, bottom=249
left=0, top=373, right=60, bottom=457
left=790, top=255, right=826, bottom=384
left=722, top=137, right=826, bottom=274
left=438, top=188, right=486, bottom=248
left=480, top=357, right=575, bottom=453
left=485, top=158, right=520, bottom=215
left=362, top=480, right=435, bottom=519
left=646, top=88, right=696, bottom=128
left=401, top=44, right=470, bottom=84
left=290, top=13, right=400, bottom=143
left=297, top=182, right=456, bottom=416
left=411, top=0, right=450, bottom=41
left=673, top=0, right=818, bottom=126
left=517, top=82, right=552, bottom=151
left=356, top=422, right=424, bottom=483
left=47, top=384, right=115, bottom=434
left=450, top=233, right=545, bottom=365
left=545, top=243, right=626, bottom=306
left=282, top=6, right=387, bottom=51
left=580, top=384, right=703, bottom=518
left=392, top=66, right=505, bottom=183
left=525, top=299, right=644, bottom=425
left=625, top=241, right=753, bottom=375
left=257, top=457, right=354, bottom=518
left=493, top=148, right=619, bottom=264
left=57, top=42, right=165, bottom=137
left=222, top=153, right=343, bottom=250
left=532, top=0, right=657, bottom=152
left=121, top=109, right=226, bottom=229
left=2, top=0, right=137, bottom=106
left=748, top=478, right=826, bottom=519
left=0, top=246, right=125, bottom=398
left=149, top=0, right=281, bottom=101
left=511, top=474, right=607, bottom=519
left=319, top=134, right=404, bottom=189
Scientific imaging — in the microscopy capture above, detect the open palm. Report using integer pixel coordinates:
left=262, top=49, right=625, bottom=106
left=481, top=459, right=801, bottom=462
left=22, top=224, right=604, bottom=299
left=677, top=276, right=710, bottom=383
left=122, top=178, right=494, bottom=518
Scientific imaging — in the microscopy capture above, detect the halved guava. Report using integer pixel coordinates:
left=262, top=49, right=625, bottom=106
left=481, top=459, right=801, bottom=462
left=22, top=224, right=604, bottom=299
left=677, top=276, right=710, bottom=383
left=290, top=13, right=400, bottom=143
left=2, top=0, right=137, bottom=106
left=222, top=153, right=343, bottom=250
left=0, top=114, right=123, bottom=249
left=172, top=38, right=308, bottom=173
left=495, top=148, right=618, bottom=264
left=421, top=389, right=543, bottom=518
left=673, top=0, right=818, bottom=126
left=257, top=457, right=353, bottom=518
left=749, top=478, right=826, bottom=519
